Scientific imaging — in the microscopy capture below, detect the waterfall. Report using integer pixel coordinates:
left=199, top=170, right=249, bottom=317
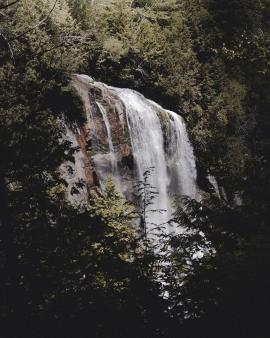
left=114, top=89, right=171, bottom=230
left=96, top=102, right=118, bottom=176
left=166, top=110, right=197, bottom=199
left=207, top=175, right=221, bottom=198
left=69, top=74, right=198, bottom=233
left=111, top=88, right=198, bottom=233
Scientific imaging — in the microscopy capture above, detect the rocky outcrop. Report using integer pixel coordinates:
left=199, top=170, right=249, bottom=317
left=62, top=75, right=135, bottom=204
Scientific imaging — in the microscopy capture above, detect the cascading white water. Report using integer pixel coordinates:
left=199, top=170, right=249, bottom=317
left=96, top=102, right=118, bottom=176
left=111, top=88, right=198, bottom=234
left=114, top=89, right=171, bottom=231
left=207, top=174, right=221, bottom=199
left=166, top=110, right=197, bottom=199
left=70, top=74, right=198, bottom=234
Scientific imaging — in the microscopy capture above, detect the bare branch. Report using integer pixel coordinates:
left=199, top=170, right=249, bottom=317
left=0, top=0, right=21, bottom=10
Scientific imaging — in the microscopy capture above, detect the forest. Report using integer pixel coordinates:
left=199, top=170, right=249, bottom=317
left=0, top=0, right=270, bottom=337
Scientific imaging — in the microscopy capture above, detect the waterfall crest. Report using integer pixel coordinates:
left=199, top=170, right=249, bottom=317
left=65, top=74, right=198, bottom=232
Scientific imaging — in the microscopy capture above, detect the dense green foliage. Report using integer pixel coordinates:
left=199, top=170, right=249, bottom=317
left=0, top=0, right=270, bottom=337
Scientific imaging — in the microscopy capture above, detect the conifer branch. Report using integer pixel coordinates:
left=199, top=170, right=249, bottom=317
left=11, top=0, right=58, bottom=41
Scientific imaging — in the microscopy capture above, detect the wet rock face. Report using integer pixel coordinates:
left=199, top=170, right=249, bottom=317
left=63, top=74, right=135, bottom=202
left=75, top=125, right=100, bottom=188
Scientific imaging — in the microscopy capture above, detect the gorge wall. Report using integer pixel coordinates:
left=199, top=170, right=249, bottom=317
left=62, top=74, right=199, bottom=229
